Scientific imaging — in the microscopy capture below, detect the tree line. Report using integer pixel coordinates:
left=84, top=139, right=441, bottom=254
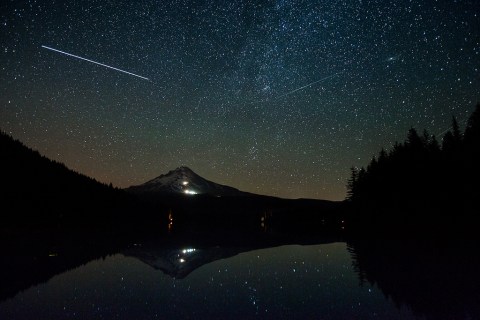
left=346, top=103, right=480, bottom=233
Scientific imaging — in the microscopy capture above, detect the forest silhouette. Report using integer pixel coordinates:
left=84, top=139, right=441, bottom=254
left=347, top=103, right=480, bottom=235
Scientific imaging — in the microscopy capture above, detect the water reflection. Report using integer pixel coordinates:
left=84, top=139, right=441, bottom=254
left=348, top=239, right=480, bottom=320
left=0, top=242, right=417, bottom=320
left=0, top=226, right=341, bottom=304
left=0, top=230, right=128, bottom=303
left=167, top=209, right=174, bottom=232
left=123, top=232, right=342, bottom=279
left=1, top=224, right=480, bottom=319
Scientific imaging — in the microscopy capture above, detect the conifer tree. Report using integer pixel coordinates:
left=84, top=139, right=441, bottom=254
left=442, top=131, right=455, bottom=153
left=464, top=103, right=480, bottom=146
left=451, top=116, right=462, bottom=144
left=347, top=167, right=358, bottom=201
left=407, top=128, right=422, bottom=148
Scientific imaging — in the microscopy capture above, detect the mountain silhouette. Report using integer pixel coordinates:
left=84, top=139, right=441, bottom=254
left=126, top=166, right=343, bottom=232
left=126, top=166, right=248, bottom=197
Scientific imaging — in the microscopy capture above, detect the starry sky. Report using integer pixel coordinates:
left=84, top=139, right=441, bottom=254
left=1, top=0, right=479, bottom=200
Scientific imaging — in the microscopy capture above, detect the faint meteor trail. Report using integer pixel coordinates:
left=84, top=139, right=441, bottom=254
left=41, top=45, right=149, bottom=81
left=436, top=116, right=469, bottom=138
left=275, top=71, right=343, bottom=100
left=245, top=71, right=344, bottom=106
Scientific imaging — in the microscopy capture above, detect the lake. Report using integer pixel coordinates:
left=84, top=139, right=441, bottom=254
left=0, top=230, right=479, bottom=320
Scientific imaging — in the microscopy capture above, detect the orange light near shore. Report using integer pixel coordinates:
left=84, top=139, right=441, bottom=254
left=168, top=211, right=173, bottom=232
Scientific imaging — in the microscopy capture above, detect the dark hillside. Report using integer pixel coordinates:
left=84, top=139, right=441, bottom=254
left=0, top=131, right=138, bottom=228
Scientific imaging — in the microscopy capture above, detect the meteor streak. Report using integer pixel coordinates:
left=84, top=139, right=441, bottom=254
left=275, top=71, right=343, bottom=100
left=246, top=71, right=343, bottom=106
left=41, top=45, right=149, bottom=81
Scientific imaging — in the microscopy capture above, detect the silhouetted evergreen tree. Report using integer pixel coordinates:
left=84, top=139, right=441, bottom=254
left=407, top=128, right=423, bottom=149
left=462, top=103, right=480, bottom=213
left=428, top=135, right=440, bottom=153
left=464, top=103, right=480, bottom=148
left=441, top=131, right=456, bottom=153
left=451, top=116, right=462, bottom=143
left=346, top=167, right=358, bottom=201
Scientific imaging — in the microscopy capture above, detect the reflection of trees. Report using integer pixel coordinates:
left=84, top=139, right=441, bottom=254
left=0, top=229, right=131, bottom=303
left=348, top=240, right=480, bottom=320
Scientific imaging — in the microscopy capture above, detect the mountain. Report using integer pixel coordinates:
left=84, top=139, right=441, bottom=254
left=126, top=166, right=248, bottom=197
left=126, top=166, right=344, bottom=225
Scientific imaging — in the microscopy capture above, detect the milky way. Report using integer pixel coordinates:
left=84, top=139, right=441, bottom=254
left=1, top=1, right=479, bottom=200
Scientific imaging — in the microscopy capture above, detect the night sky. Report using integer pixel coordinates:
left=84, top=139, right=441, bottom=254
left=1, top=0, right=479, bottom=200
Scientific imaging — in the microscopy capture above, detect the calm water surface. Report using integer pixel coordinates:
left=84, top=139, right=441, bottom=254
left=0, top=242, right=418, bottom=319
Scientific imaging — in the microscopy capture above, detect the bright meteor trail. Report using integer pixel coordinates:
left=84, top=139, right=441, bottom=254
left=41, top=45, right=149, bottom=81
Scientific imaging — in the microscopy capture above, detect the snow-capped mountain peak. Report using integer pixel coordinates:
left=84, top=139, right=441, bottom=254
left=142, top=166, right=203, bottom=194
left=127, top=166, right=245, bottom=196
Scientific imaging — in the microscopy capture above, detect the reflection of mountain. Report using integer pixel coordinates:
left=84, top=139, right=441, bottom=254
left=348, top=240, right=480, bottom=320
left=0, top=226, right=342, bottom=303
left=124, top=246, right=240, bottom=279
left=123, top=234, right=342, bottom=279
